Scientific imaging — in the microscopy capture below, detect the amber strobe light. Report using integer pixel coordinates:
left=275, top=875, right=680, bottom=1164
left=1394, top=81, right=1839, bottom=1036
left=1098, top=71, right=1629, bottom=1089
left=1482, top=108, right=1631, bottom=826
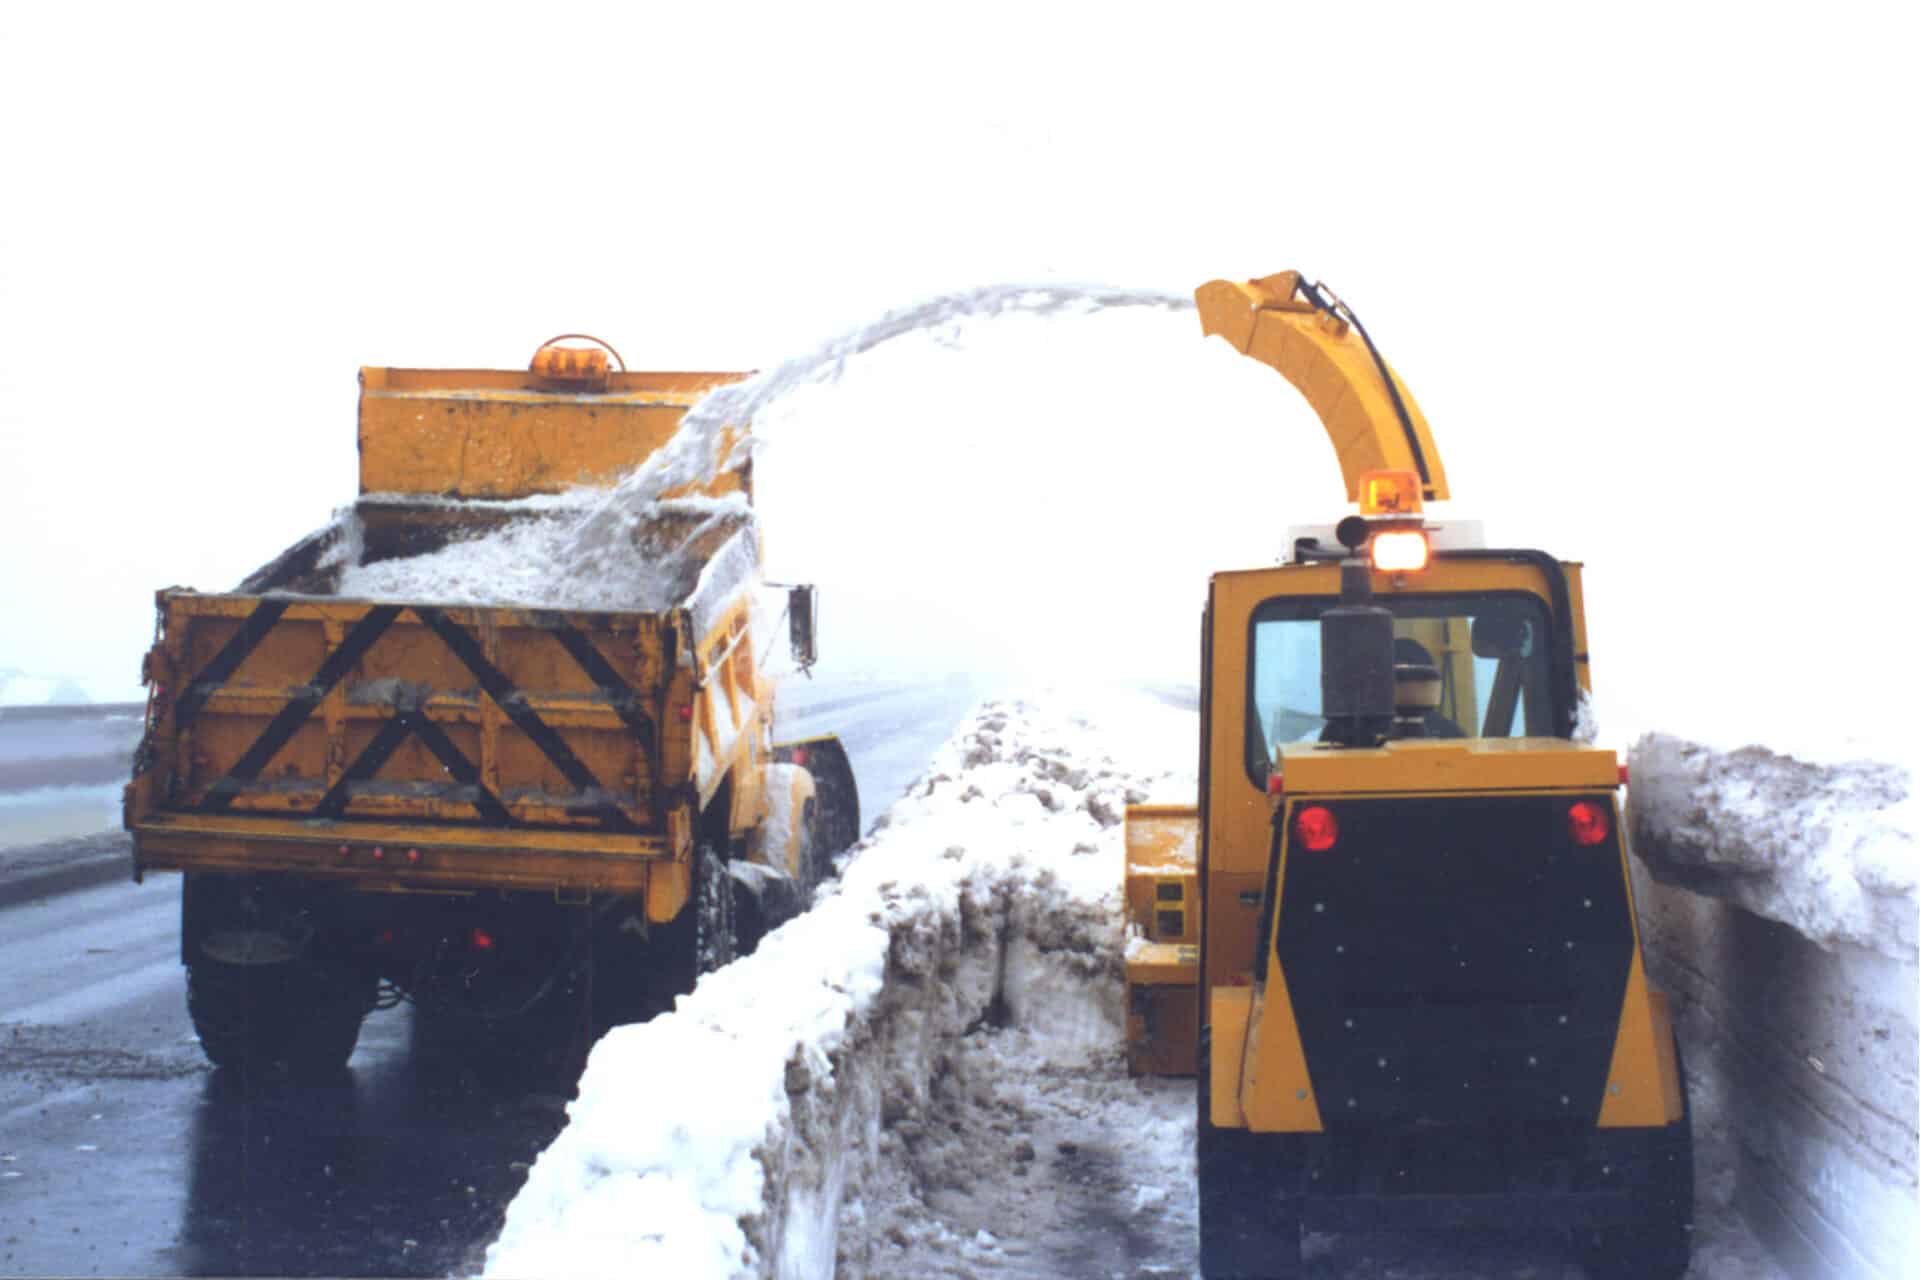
left=1293, top=804, right=1340, bottom=852
left=1359, top=469, right=1424, bottom=515
left=1567, top=800, right=1612, bottom=846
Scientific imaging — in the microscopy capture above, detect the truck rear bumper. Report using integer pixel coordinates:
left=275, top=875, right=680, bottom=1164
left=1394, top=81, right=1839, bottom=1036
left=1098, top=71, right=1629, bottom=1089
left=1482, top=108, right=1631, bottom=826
left=131, top=812, right=668, bottom=896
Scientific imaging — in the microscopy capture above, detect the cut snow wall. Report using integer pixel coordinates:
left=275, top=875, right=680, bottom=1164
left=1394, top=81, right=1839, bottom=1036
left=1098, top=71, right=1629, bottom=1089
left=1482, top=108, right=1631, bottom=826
left=482, top=693, right=1191, bottom=1280
left=1629, top=733, right=1919, bottom=1280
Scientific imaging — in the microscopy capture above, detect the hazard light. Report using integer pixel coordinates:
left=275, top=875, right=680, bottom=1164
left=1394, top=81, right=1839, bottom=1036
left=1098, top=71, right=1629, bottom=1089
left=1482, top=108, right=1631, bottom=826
left=528, top=334, right=624, bottom=391
left=1369, top=528, right=1430, bottom=572
left=1292, top=804, right=1339, bottom=852
left=1567, top=800, right=1611, bottom=847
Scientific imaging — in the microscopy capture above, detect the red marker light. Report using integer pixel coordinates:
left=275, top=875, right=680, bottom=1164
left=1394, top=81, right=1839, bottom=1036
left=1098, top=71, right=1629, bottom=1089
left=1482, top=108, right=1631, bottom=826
left=470, top=928, right=496, bottom=952
left=1266, top=770, right=1285, bottom=797
left=1293, top=804, right=1339, bottom=852
left=406, top=848, right=421, bottom=864
left=791, top=746, right=810, bottom=768
left=371, top=846, right=385, bottom=862
left=1568, top=800, right=1611, bottom=846
left=1617, top=764, right=1631, bottom=788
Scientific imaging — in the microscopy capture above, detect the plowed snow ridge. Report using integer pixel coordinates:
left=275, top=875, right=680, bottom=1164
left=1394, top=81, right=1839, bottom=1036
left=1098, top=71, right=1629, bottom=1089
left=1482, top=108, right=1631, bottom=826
left=485, top=691, right=1796, bottom=1280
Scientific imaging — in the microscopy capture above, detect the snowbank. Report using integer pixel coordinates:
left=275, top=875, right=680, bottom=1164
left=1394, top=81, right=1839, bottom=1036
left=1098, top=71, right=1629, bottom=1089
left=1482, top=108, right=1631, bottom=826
left=1628, top=733, right=1919, bottom=1280
left=1629, top=733, right=1919, bottom=960
left=482, top=688, right=1194, bottom=1279
left=0, top=668, right=100, bottom=707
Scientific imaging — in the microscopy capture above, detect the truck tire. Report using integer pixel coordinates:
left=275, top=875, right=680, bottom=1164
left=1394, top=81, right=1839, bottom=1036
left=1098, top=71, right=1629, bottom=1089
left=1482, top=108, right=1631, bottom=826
left=1577, top=1047, right=1694, bottom=1280
left=187, top=961, right=371, bottom=1077
left=795, top=797, right=822, bottom=894
left=694, top=844, right=736, bottom=975
left=1196, top=1032, right=1304, bottom=1279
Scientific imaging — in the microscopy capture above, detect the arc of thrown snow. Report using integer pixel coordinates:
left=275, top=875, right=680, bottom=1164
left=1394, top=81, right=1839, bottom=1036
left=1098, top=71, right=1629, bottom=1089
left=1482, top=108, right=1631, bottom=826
left=562, top=283, right=1194, bottom=561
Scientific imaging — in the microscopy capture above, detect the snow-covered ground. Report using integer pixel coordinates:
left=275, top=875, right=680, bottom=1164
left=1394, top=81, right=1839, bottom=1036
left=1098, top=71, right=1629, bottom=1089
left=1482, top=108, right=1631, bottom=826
left=483, top=689, right=1195, bottom=1279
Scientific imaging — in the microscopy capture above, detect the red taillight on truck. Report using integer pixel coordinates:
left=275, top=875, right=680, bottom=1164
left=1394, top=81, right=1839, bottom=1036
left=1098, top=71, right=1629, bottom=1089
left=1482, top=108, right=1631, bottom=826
left=470, top=928, right=496, bottom=952
left=1293, top=805, right=1339, bottom=852
left=1567, top=800, right=1611, bottom=846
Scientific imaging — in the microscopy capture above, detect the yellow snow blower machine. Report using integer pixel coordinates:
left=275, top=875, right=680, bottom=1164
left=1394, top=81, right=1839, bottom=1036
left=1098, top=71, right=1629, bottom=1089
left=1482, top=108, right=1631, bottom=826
left=1120, top=274, right=1691, bottom=1278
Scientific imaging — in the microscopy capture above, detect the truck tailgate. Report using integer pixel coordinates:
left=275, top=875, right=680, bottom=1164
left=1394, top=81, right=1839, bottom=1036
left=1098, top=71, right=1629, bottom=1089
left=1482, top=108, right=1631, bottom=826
left=128, top=592, right=690, bottom=892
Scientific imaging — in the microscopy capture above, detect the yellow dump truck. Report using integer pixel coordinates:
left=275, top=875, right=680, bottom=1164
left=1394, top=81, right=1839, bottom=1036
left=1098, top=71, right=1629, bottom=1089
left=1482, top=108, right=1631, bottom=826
left=124, top=338, right=857, bottom=1076
left=1122, top=276, right=1691, bottom=1279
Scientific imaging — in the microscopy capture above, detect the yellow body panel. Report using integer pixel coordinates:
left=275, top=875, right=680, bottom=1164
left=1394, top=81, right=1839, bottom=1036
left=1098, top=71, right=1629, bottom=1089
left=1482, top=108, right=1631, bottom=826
left=127, top=590, right=727, bottom=903
left=1237, top=966, right=1326, bottom=1132
left=1123, top=803, right=1200, bottom=942
left=130, top=811, right=666, bottom=895
left=1598, top=953, right=1687, bottom=1127
left=1126, top=941, right=1201, bottom=1076
left=1123, top=805, right=1202, bottom=1074
left=1279, top=739, right=1620, bottom=795
left=1195, top=272, right=1450, bottom=503
left=357, top=367, right=746, bottom=499
left=1209, top=986, right=1253, bottom=1127
left=138, top=595, right=677, bottom=829
left=1127, top=940, right=1200, bottom=985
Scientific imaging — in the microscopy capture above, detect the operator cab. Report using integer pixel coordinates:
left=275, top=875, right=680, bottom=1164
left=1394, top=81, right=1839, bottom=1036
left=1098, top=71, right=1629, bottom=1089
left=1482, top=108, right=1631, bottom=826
left=1248, top=470, right=1577, bottom=785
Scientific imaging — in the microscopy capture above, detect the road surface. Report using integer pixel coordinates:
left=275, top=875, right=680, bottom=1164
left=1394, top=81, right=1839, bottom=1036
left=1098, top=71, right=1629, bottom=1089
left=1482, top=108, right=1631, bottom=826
left=0, top=678, right=982, bottom=1277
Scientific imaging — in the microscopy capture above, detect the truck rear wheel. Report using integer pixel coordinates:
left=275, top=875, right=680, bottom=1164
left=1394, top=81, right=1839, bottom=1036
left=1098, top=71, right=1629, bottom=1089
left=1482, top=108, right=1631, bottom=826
left=187, top=961, right=371, bottom=1077
left=1196, top=1032, right=1304, bottom=1279
left=586, top=842, right=736, bottom=1030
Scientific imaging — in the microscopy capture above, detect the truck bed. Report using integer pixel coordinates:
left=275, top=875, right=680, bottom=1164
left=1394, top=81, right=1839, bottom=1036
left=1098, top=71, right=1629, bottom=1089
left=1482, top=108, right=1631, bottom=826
left=124, top=359, right=771, bottom=901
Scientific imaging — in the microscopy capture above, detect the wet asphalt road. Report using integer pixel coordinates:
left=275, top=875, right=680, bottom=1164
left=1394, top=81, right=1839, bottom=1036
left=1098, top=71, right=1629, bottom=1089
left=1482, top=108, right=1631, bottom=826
left=0, top=678, right=983, bottom=1278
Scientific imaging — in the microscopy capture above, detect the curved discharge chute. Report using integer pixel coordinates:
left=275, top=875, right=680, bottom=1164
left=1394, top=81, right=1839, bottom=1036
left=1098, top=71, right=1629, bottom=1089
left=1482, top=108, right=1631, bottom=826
left=1194, top=270, right=1451, bottom=504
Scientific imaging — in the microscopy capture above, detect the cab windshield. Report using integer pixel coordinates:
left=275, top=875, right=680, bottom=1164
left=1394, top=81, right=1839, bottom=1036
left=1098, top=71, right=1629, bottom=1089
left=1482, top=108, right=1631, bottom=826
left=1247, top=591, right=1558, bottom=782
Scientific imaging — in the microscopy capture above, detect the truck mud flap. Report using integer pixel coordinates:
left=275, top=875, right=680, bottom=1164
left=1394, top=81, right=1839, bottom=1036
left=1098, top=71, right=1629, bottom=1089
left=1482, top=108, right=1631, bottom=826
left=774, top=735, right=860, bottom=856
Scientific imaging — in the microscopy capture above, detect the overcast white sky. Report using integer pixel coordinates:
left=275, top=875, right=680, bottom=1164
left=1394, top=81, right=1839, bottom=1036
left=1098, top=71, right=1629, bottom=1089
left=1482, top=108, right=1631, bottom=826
left=1, top=4, right=1913, bottom=737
